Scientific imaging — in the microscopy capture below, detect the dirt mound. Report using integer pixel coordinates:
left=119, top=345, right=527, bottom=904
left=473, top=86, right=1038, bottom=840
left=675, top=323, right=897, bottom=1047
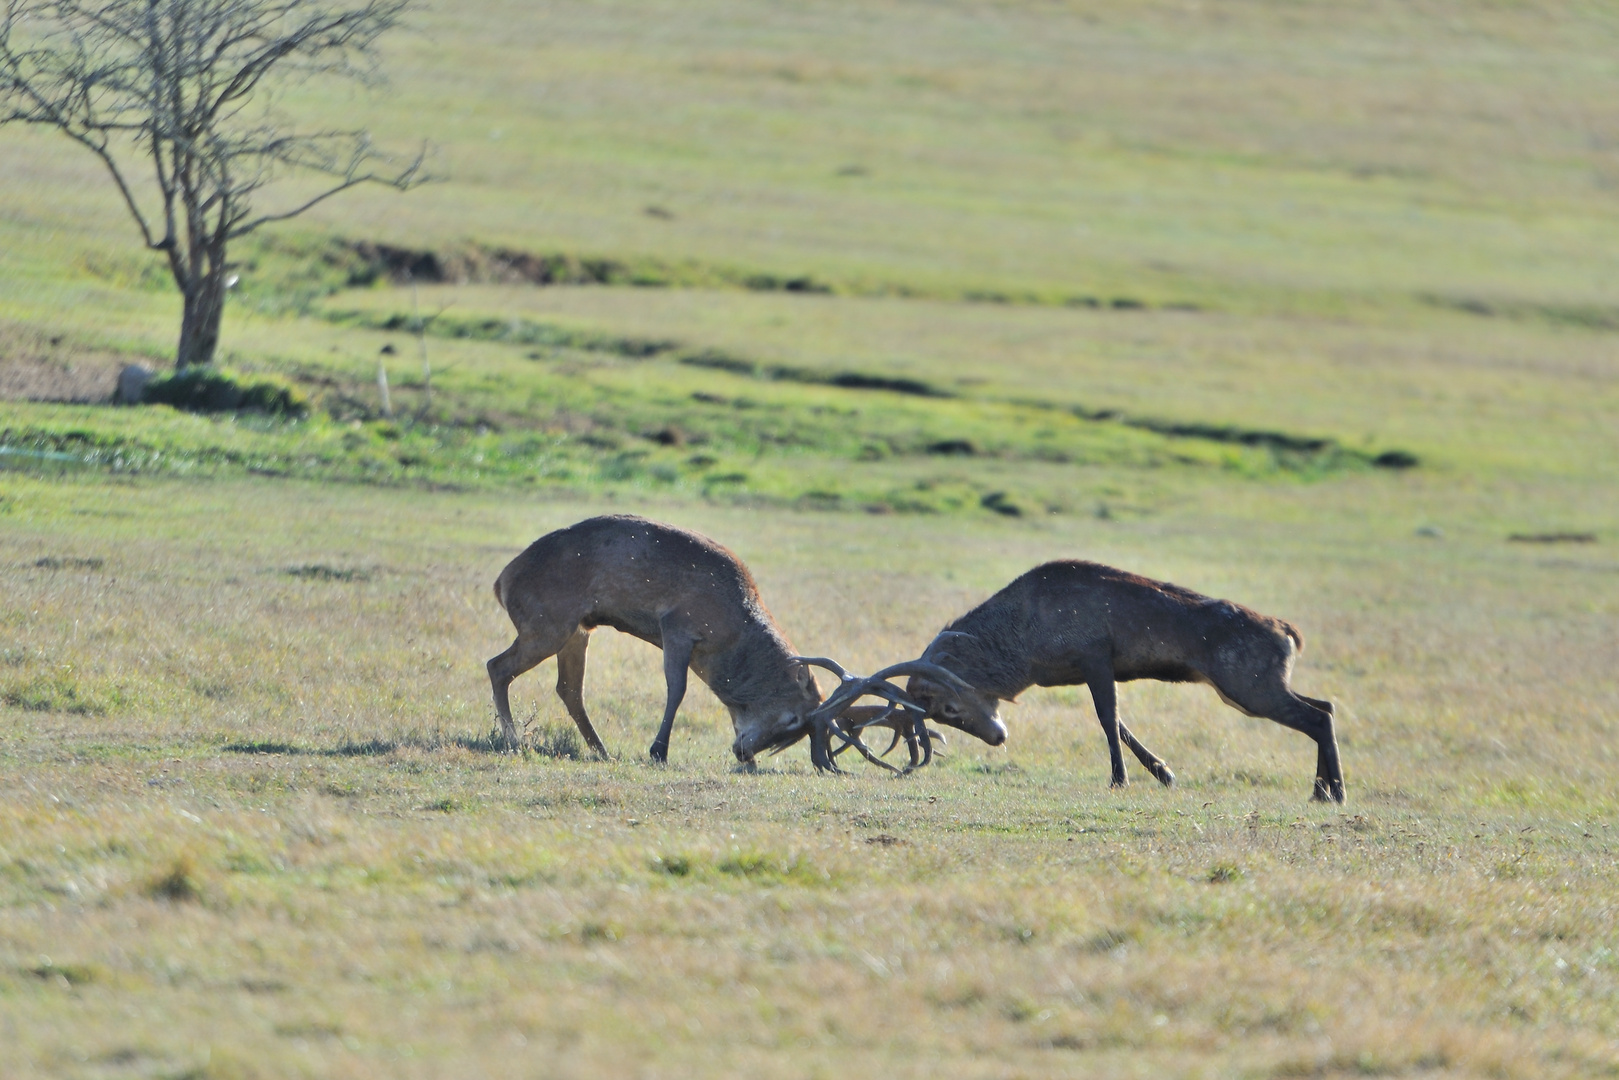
left=0, top=328, right=127, bottom=403
left=343, top=242, right=643, bottom=288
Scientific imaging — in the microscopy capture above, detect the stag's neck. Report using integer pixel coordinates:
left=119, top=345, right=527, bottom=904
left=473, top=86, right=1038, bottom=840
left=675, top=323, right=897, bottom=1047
left=928, top=605, right=1037, bottom=700
left=701, top=621, right=804, bottom=710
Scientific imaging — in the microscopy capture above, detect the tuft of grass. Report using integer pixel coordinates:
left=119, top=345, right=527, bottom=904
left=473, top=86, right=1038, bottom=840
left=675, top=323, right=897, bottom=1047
left=1084, top=928, right=1135, bottom=954
left=529, top=722, right=583, bottom=760
left=714, top=848, right=830, bottom=886
left=1208, top=862, right=1245, bottom=885
left=1, top=670, right=107, bottom=714
left=652, top=853, right=693, bottom=877
left=33, top=555, right=104, bottom=570
left=145, top=855, right=203, bottom=903
left=27, top=958, right=99, bottom=986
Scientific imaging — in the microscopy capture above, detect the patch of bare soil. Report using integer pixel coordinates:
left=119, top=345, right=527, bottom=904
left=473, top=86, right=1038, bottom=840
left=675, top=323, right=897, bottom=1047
left=0, top=327, right=128, bottom=403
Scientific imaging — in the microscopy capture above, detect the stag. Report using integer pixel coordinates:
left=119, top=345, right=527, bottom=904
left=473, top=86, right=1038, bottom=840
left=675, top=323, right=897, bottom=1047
left=903, top=561, right=1345, bottom=802
left=487, top=515, right=975, bottom=768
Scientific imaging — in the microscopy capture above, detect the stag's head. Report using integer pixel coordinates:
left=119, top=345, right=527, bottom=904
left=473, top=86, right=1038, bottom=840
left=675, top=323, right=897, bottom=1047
left=728, top=661, right=823, bottom=765
left=906, top=633, right=1007, bottom=746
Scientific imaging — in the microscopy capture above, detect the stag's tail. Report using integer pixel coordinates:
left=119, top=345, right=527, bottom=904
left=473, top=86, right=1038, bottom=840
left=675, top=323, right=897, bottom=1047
left=492, top=576, right=507, bottom=612
left=1282, top=621, right=1305, bottom=654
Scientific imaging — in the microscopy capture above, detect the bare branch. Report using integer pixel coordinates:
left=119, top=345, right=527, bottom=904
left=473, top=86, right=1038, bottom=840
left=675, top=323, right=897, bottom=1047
left=0, top=0, right=425, bottom=367
left=229, top=141, right=424, bottom=235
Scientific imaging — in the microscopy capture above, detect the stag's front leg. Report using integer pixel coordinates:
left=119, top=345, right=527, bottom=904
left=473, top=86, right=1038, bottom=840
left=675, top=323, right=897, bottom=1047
left=648, top=629, right=695, bottom=764
left=1086, top=662, right=1128, bottom=788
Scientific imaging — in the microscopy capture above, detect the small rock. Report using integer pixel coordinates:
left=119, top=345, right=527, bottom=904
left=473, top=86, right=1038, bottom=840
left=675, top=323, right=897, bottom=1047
left=115, top=363, right=154, bottom=404
left=1415, top=525, right=1443, bottom=538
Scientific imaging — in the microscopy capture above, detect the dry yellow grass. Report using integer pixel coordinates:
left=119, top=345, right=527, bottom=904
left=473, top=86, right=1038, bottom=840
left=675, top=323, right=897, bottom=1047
left=1, top=471, right=1615, bottom=1078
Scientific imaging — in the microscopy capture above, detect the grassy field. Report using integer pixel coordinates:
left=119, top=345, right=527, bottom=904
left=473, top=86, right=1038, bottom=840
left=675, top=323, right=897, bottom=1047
left=0, top=474, right=1615, bottom=1079
left=2, top=0, right=1618, bottom=1076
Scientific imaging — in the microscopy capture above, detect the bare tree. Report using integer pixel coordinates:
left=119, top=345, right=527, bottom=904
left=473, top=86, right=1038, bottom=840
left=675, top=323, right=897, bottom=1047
left=0, top=0, right=425, bottom=368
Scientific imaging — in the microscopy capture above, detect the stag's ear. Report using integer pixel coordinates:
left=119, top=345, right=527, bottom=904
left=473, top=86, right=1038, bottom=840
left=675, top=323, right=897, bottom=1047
left=792, top=663, right=814, bottom=691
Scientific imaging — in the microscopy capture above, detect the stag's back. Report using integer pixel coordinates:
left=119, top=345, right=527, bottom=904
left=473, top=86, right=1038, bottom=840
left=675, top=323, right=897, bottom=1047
left=495, top=515, right=770, bottom=638
left=941, top=561, right=1300, bottom=688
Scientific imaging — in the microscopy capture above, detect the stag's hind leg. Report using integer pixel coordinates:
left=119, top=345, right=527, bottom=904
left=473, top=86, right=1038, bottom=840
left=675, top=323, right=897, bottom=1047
left=1215, top=680, right=1344, bottom=803
left=488, top=627, right=572, bottom=750
left=1117, top=721, right=1174, bottom=787
left=554, top=628, right=608, bottom=757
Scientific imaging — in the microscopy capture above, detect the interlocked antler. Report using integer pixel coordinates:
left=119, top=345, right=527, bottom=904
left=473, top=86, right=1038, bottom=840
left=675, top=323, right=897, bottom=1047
left=791, top=657, right=973, bottom=774
left=833, top=705, right=950, bottom=771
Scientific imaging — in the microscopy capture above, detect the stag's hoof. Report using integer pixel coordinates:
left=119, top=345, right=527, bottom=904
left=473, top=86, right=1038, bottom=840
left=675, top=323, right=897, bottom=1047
left=647, top=743, right=669, bottom=764
left=1151, top=764, right=1176, bottom=788
left=1311, top=778, right=1346, bottom=803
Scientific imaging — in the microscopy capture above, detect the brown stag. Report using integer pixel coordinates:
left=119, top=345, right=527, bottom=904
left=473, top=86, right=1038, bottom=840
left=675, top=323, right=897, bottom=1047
left=902, top=561, right=1345, bottom=802
left=487, top=515, right=974, bottom=768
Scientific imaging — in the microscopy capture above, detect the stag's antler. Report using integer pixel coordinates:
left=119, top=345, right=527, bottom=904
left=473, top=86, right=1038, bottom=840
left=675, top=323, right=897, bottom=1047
left=832, top=705, right=949, bottom=770
left=792, top=657, right=908, bottom=773
left=791, top=657, right=968, bottom=774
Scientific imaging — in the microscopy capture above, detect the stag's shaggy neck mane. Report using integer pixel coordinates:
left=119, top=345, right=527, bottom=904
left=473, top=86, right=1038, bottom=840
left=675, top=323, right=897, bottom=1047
left=927, top=589, right=1045, bottom=700
left=703, top=619, right=822, bottom=711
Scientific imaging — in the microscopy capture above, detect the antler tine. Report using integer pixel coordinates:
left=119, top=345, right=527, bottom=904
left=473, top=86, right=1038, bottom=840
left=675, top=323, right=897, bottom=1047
left=792, top=655, right=851, bottom=682
left=907, top=709, right=934, bottom=772
left=846, top=703, right=900, bottom=731
left=827, top=721, right=902, bottom=774
left=868, top=659, right=977, bottom=693
left=808, top=676, right=909, bottom=724
left=879, top=727, right=904, bottom=758
left=809, top=716, right=843, bottom=774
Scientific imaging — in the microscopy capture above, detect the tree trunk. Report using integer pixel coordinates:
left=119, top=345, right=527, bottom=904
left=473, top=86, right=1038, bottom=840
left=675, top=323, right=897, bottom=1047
left=175, top=274, right=227, bottom=369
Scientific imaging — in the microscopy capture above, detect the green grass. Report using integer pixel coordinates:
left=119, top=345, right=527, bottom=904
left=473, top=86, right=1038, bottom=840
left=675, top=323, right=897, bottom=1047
left=2, top=296, right=1418, bottom=514
left=2, top=0, right=1618, bottom=1075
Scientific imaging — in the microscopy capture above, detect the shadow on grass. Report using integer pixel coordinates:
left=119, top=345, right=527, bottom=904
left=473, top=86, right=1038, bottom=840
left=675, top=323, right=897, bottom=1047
left=223, top=726, right=584, bottom=759
left=223, top=738, right=401, bottom=757
left=223, top=741, right=303, bottom=755
left=454, top=730, right=509, bottom=754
